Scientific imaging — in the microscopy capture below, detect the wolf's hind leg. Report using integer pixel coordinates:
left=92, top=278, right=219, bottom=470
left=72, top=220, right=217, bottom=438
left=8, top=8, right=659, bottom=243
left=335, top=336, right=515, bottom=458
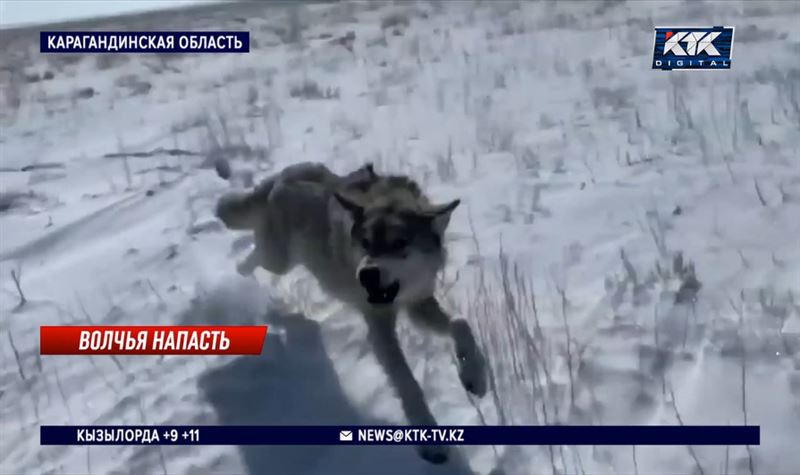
left=407, top=297, right=488, bottom=397
left=251, top=181, right=309, bottom=276
left=250, top=226, right=292, bottom=276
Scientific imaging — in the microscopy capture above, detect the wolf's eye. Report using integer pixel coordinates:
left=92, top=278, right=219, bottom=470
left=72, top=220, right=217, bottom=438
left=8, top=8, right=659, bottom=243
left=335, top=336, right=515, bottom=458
left=395, top=239, right=409, bottom=250
left=361, top=238, right=371, bottom=250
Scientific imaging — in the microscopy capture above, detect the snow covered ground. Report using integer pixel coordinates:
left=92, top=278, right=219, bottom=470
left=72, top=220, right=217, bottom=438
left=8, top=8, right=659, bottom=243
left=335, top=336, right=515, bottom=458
left=1, top=1, right=799, bottom=474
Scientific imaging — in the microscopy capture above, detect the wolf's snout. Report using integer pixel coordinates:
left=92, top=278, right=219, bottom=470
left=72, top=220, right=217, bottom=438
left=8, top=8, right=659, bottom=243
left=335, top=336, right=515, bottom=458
left=358, top=265, right=401, bottom=305
left=358, top=266, right=381, bottom=289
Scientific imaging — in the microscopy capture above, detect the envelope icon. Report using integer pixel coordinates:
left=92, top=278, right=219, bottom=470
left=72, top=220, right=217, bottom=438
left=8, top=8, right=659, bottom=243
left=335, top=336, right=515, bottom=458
left=339, top=430, right=353, bottom=442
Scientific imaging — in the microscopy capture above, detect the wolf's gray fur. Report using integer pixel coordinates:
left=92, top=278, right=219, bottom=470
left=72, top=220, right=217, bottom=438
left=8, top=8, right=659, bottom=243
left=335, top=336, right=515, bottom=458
left=216, top=162, right=487, bottom=464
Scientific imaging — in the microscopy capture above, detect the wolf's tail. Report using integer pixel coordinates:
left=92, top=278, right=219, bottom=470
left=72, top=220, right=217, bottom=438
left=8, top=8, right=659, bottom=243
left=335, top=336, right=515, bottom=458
left=215, top=179, right=274, bottom=230
left=214, top=155, right=268, bottom=230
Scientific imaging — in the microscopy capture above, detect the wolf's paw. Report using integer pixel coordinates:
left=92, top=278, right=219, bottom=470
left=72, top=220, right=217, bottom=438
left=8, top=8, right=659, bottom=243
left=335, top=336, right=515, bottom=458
left=236, top=260, right=255, bottom=276
left=418, top=444, right=449, bottom=464
left=457, top=347, right=488, bottom=397
left=236, top=249, right=259, bottom=276
left=451, top=319, right=488, bottom=397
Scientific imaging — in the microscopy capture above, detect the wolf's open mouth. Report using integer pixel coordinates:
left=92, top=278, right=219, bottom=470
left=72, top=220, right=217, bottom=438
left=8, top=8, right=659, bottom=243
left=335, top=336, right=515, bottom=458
left=366, top=281, right=400, bottom=305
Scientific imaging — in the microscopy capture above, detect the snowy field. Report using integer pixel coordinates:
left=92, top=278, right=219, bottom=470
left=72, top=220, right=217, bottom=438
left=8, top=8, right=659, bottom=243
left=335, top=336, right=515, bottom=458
left=1, top=1, right=799, bottom=474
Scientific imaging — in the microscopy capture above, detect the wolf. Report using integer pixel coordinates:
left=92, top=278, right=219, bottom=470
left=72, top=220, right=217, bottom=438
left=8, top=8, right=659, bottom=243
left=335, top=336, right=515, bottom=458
left=215, top=162, right=487, bottom=464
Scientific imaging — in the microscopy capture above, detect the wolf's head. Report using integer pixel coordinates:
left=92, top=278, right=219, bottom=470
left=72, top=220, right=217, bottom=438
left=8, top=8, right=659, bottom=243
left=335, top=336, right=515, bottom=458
left=333, top=175, right=459, bottom=308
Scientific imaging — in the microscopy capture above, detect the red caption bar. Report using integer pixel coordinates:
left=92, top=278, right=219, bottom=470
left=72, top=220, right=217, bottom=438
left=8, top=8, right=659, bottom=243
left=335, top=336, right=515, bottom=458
left=40, top=326, right=268, bottom=355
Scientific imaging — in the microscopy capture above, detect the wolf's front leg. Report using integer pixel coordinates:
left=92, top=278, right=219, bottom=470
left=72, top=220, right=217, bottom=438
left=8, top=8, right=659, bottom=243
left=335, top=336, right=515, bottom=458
left=407, top=297, right=488, bottom=397
left=364, top=312, right=449, bottom=465
left=236, top=248, right=261, bottom=276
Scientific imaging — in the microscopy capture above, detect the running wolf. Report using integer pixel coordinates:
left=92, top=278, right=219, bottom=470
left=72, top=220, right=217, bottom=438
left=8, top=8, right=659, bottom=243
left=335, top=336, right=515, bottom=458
left=215, top=162, right=488, bottom=464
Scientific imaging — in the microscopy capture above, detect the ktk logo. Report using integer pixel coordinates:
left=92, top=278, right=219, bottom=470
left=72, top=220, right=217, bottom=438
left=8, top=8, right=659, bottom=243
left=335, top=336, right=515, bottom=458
left=663, top=31, right=721, bottom=56
left=652, top=26, right=734, bottom=71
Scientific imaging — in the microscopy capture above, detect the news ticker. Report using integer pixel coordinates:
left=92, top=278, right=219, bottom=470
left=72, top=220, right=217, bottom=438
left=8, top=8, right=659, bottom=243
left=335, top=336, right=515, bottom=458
left=41, top=425, right=759, bottom=446
left=39, top=326, right=267, bottom=355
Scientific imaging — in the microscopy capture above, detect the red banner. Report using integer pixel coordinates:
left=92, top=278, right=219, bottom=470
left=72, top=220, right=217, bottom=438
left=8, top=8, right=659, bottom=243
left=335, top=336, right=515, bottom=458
left=40, top=326, right=268, bottom=355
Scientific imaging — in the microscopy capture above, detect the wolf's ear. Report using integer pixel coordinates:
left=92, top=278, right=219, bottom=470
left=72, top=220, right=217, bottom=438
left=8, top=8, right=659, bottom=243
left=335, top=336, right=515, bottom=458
left=363, top=162, right=376, bottom=178
left=426, top=199, right=460, bottom=235
left=333, top=191, right=363, bottom=217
